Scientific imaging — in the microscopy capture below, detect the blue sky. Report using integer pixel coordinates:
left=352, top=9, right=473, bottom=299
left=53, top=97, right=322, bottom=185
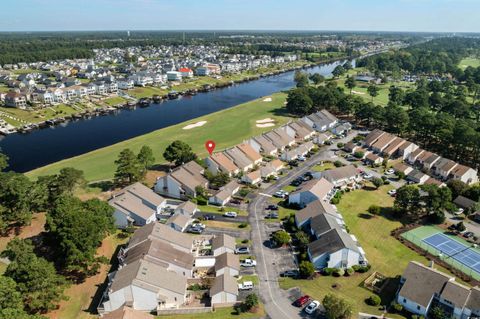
left=1, top=0, right=479, bottom=32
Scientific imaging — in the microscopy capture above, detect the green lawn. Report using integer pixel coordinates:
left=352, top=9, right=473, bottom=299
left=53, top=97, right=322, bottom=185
left=26, top=93, right=291, bottom=182
left=104, top=96, right=127, bottom=106
left=279, top=185, right=461, bottom=317
left=311, top=161, right=336, bottom=172
left=238, top=274, right=259, bottom=285
left=459, top=57, right=480, bottom=70
left=0, top=261, right=6, bottom=275
left=197, top=204, right=248, bottom=216
left=156, top=304, right=265, bottom=319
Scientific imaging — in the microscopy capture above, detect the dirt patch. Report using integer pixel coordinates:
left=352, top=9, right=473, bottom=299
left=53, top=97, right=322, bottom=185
left=256, top=118, right=275, bottom=124
left=263, top=97, right=272, bottom=102
left=144, top=170, right=166, bottom=187
left=352, top=90, right=366, bottom=95
left=0, top=212, right=46, bottom=252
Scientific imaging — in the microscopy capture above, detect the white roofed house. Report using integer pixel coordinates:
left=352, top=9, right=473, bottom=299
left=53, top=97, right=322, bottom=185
left=174, top=201, right=198, bottom=217
left=432, top=158, right=458, bottom=180
left=98, top=259, right=187, bottom=314
left=288, top=178, right=335, bottom=208
left=117, top=78, right=134, bottom=90
left=314, top=165, right=362, bottom=189
left=301, top=109, right=338, bottom=132
left=155, top=161, right=208, bottom=199
left=241, top=170, right=262, bottom=185
left=210, top=274, right=238, bottom=305
left=280, top=141, right=314, bottom=162
left=307, top=228, right=366, bottom=270
left=211, top=233, right=236, bottom=256
left=166, top=213, right=192, bottom=232
left=397, top=141, right=419, bottom=160
left=248, top=135, right=278, bottom=156
left=450, top=164, right=479, bottom=185
left=214, top=252, right=240, bottom=277
left=205, top=152, right=240, bottom=176
left=285, top=120, right=316, bottom=141
left=260, top=159, right=284, bottom=179
left=236, top=143, right=263, bottom=165
left=5, top=91, right=28, bottom=108
left=224, top=147, right=254, bottom=172
left=294, top=199, right=339, bottom=229
left=109, top=182, right=167, bottom=229
left=209, top=181, right=240, bottom=206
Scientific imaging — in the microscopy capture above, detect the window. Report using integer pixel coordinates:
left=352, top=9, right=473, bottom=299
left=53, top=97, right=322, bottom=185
left=417, top=305, right=421, bottom=311
left=403, top=298, right=406, bottom=303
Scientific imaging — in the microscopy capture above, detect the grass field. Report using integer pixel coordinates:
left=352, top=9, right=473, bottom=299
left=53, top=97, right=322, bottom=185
left=155, top=304, right=265, bottom=319
left=197, top=204, right=248, bottom=216
left=26, top=93, right=291, bottom=182
left=459, top=57, right=480, bottom=70
left=279, top=185, right=462, bottom=317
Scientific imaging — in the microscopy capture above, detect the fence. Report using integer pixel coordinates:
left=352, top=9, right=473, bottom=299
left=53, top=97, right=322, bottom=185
left=401, top=230, right=480, bottom=281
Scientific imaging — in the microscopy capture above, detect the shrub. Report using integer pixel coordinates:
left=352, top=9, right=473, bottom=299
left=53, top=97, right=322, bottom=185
left=334, top=160, right=343, bottom=167
left=333, top=268, right=345, bottom=277
left=365, top=294, right=381, bottom=306
left=345, top=267, right=354, bottom=276
left=239, top=223, right=248, bottom=228
left=368, top=205, right=381, bottom=215
left=392, top=302, right=403, bottom=312
left=354, top=151, right=365, bottom=159
left=352, top=265, right=371, bottom=273
left=299, top=261, right=315, bottom=278
left=337, top=142, right=345, bottom=148
left=241, top=239, right=249, bottom=244
left=331, top=197, right=340, bottom=204
left=196, top=197, right=207, bottom=205
left=323, top=268, right=335, bottom=276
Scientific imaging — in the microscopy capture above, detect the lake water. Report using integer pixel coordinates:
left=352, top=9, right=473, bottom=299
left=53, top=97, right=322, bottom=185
left=0, top=59, right=354, bottom=172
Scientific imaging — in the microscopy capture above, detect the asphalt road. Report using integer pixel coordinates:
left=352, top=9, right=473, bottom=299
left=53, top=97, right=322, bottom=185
left=248, top=133, right=356, bottom=319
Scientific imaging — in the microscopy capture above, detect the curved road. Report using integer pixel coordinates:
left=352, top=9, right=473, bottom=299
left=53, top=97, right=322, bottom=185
left=248, top=137, right=352, bottom=318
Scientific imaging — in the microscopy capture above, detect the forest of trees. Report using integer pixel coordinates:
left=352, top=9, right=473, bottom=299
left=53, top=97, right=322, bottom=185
left=287, top=76, right=480, bottom=168
left=0, top=158, right=115, bottom=317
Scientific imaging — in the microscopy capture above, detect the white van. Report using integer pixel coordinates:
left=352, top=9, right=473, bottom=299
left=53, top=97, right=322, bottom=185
left=238, top=281, right=254, bottom=290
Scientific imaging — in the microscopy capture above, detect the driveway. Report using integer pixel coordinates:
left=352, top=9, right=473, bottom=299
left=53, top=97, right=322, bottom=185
left=193, top=211, right=248, bottom=223
left=444, top=211, right=480, bottom=237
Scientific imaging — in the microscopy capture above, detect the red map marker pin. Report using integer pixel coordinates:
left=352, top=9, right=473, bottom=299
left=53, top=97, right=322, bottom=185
left=205, top=140, right=216, bottom=156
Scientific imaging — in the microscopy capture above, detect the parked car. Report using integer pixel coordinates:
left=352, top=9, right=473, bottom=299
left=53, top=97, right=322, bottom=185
left=203, top=214, right=216, bottom=220
left=288, top=160, right=299, bottom=167
left=463, top=231, right=474, bottom=238
left=235, top=246, right=250, bottom=254
left=230, top=199, right=241, bottom=205
left=265, top=212, right=279, bottom=219
left=388, top=189, right=397, bottom=196
left=266, top=204, right=278, bottom=210
left=363, top=173, right=373, bottom=180
left=274, top=190, right=288, bottom=198
left=223, top=211, right=238, bottom=218
left=192, top=222, right=205, bottom=229
left=187, top=226, right=203, bottom=234
left=238, top=281, right=254, bottom=291
left=291, top=178, right=303, bottom=186
left=280, top=270, right=299, bottom=278
left=297, top=155, right=306, bottom=161
left=240, top=259, right=257, bottom=267
left=293, top=295, right=310, bottom=307
left=453, top=208, right=464, bottom=216
left=305, top=300, right=320, bottom=314
left=385, top=168, right=395, bottom=175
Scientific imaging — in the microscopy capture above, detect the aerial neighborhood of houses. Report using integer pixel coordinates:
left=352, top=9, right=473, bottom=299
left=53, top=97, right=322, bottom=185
left=93, top=100, right=480, bottom=318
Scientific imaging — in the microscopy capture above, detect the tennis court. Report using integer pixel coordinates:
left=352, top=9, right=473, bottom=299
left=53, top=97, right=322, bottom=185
left=423, top=233, right=480, bottom=273
left=401, top=226, right=480, bottom=280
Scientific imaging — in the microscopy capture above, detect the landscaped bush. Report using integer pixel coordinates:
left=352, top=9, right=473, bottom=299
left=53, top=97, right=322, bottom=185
left=368, top=205, right=381, bottom=215
left=337, top=142, right=345, bottom=148
left=196, top=196, right=207, bottom=205
left=354, top=151, right=365, bottom=159
left=241, top=239, right=249, bottom=244
left=323, top=268, right=335, bottom=276
left=333, top=268, right=345, bottom=277
left=352, top=264, right=371, bottom=273
left=392, top=302, right=403, bottom=312
left=345, top=267, right=354, bottom=276
left=239, top=223, right=248, bottom=228
left=365, top=294, right=381, bottom=306
left=334, top=160, right=343, bottom=167
left=331, top=197, right=340, bottom=204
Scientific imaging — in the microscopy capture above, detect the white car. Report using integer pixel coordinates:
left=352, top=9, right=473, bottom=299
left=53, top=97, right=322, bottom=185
left=388, top=189, right=397, bottom=196
left=453, top=208, right=464, bottom=216
left=240, top=259, right=257, bottom=267
left=304, top=300, right=320, bottom=314
left=192, top=222, right=206, bottom=229
left=386, top=168, right=395, bottom=175
left=363, top=173, right=373, bottom=180
left=223, top=211, right=237, bottom=218
left=297, top=155, right=306, bottom=161
left=274, top=190, right=289, bottom=198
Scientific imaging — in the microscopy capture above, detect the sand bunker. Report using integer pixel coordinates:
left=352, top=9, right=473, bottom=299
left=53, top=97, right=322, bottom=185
left=256, top=123, right=275, bottom=128
left=263, top=97, right=272, bottom=102
left=256, top=118, right=275, bottom=124
left=352, top=90, right=366, bottom=95
left=183, top=121, right=207, bottom=130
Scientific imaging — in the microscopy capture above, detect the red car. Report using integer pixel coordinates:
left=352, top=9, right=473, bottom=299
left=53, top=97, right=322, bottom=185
left=293, top=295, right=310, bottom=307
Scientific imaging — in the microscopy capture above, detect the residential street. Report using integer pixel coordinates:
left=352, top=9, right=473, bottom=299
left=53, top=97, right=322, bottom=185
left=247, top=133, right=355, bottom=319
